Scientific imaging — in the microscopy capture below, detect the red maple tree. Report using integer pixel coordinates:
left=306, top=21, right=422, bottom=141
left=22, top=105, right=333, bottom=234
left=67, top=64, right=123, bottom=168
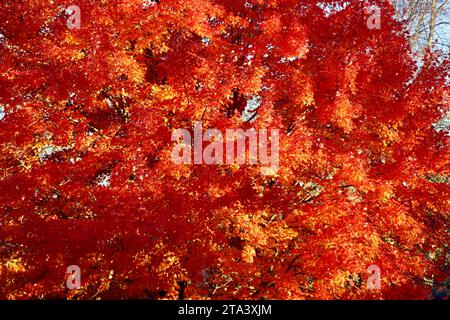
left=0, top=0, right=448, bottom=299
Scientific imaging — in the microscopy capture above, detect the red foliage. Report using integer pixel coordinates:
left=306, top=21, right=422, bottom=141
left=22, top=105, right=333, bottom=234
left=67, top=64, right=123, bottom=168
left=0, top=0, right=448, bottom=299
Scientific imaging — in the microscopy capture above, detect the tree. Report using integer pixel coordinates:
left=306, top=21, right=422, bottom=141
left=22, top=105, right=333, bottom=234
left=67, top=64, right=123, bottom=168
left=392, top=0, right=450, bottom=55
left=0, top=0, right=448, bottom=299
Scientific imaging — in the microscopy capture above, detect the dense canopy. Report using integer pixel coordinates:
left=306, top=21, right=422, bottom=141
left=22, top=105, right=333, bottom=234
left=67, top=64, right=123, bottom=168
left=0, top=0, right=448, bottom=299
